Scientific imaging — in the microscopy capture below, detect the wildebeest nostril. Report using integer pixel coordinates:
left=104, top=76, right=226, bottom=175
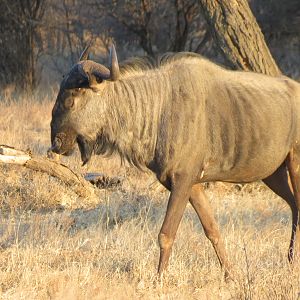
left=51, top=136, right=63, bottom=153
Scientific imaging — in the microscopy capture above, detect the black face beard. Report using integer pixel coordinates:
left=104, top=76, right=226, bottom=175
left=76, top=135, right=94, bottom=166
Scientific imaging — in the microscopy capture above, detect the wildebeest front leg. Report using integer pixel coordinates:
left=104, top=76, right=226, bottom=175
left=158, top=174, right=191, bottom=277
left=189, top=184, right=232, bottom=279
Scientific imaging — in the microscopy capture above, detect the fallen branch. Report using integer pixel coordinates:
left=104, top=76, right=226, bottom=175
left=0, top=145, right=95, bottom=199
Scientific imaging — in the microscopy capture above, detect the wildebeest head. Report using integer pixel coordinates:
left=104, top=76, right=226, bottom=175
left=50, top=44, right=120, bottom=165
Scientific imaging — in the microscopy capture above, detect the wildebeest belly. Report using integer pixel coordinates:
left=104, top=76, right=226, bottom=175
left=201, top=147, right=290, bottom=183
left=200, top=133, right=293, bottom=183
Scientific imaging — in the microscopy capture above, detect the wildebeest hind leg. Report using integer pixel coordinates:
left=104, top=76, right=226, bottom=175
left=189, top=184, right=232, bottom=279
left=263, top=162, right=299, bottom=262
left=286, top=149, right=300, bottom=262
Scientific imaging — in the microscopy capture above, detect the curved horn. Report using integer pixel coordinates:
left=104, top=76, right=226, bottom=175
left=79, top=41, right=92, bottom=61
left=109, top=44, right=120, bottom=81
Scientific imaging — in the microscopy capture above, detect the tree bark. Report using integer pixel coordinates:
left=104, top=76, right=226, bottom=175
left=198, top=0, right=281, bottom=76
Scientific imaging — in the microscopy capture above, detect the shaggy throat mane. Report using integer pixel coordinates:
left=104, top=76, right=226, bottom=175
left=92, top=73, right=166, bottom=169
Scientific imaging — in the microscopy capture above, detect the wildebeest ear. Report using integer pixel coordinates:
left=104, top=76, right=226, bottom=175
left=79, top=42, right=91, bottom=61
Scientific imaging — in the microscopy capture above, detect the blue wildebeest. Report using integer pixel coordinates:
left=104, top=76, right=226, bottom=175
left=50, top=45, right=300, bottom=278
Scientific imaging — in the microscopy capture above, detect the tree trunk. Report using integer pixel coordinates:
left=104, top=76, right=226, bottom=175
left=198, top=0, right=281, bottom=76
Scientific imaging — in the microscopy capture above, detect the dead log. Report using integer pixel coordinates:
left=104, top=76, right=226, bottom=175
left=0, top=145, right=95, bottom=199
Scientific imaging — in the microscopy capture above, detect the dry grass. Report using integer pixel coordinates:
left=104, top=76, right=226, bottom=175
left=0, top=94, right=299, bottom=299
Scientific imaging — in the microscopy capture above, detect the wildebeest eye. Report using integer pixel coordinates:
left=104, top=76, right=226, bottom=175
left=64, top=97, right=74, bottom=109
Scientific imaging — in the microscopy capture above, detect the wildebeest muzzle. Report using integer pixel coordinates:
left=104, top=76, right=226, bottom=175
left=50, top=131, right=77, bottom=156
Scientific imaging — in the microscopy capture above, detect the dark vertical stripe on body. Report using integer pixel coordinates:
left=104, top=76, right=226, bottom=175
left=220, top=114, right=231, bottom=170
left=231, top=91, right=244, bottom=169
left=240, top=84, right=265, bottom=166
left=206, top=102, right=216, bottom=157
left=169, top=74, right=181, bottom=159
left=138, top=79, right=147, bottom=140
